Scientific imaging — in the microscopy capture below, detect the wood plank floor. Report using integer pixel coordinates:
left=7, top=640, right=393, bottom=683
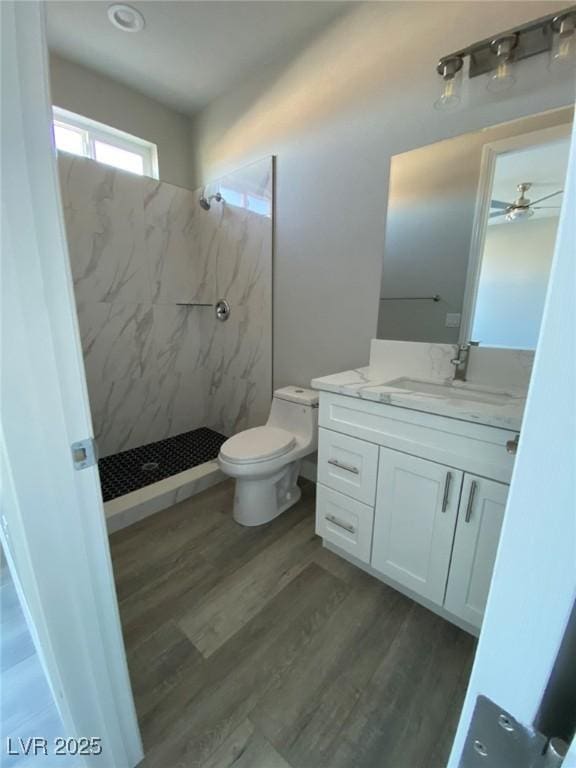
left=1, top=551, right=74, bottom=767
left=109, top=480, right=476, bottom=768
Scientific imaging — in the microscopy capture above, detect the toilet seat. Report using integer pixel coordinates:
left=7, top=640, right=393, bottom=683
left=220, top=426, right=296, bottom=464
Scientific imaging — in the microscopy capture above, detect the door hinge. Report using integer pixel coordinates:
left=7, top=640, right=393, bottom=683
left=460, top=696, right=568, bottom=767
left=71, top=438, right=97, bottom=470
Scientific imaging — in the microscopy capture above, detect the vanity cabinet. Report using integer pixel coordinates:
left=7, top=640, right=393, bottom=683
left=315, top=392, right=514, bottom=634
left=444, top=475, right=508, bottom=628
left=372, top=449, right=463, bottom=607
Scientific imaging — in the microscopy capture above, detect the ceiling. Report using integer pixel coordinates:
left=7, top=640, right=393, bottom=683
left=489, top=137, right=570, bottom=225
left=45, top=1, right=351, bottom=115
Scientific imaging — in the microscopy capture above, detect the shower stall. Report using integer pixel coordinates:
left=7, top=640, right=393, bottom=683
left=58, top=154, right=273, bottom=531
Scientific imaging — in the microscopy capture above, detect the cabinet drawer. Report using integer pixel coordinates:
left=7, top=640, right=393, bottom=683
left=316, top=484, right=374, bottom=564
left=317, top=428, right=379, bottom=505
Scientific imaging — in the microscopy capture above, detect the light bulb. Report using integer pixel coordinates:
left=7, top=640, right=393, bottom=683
left=550, top=14, right=576, bottom=71
left=487, top=35, right=517, bottom=94
left=434, top=57, right=463, bottom=112
left=506, top=207, right=533, bottom=223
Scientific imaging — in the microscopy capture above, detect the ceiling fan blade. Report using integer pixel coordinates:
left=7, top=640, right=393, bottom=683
left=533, top=206, right=561, bottom=210
left=489, top=211, right=507, bottom=218
left=490, top=200, right=510, bottom=209
left=530, top=190, right=563, bottom=206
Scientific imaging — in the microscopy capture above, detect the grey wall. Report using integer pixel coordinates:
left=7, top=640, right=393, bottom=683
left=50, top=53, right=194, bottom=189
left=377, top=108, right=572, bottom=344
left=189, top=1, right=575, bottom=389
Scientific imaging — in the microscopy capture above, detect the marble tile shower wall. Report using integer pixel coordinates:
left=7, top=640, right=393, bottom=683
left=58, top=154, right=272, bottom=457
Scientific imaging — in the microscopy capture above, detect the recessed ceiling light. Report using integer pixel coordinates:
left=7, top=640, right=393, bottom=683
left=107, top=4, right=145, bottom=33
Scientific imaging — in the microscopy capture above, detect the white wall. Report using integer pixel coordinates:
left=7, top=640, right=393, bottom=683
left=472, top=217, right=559, bottom=349
left=190, top=1, right=575, bottom=389
left=49, top=53, right=193, bottom=189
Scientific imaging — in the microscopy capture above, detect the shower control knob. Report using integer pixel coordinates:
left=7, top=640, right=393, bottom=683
left=215, top=299, right=230, bottom=322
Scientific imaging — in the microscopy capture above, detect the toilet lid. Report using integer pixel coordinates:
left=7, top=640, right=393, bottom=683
left=220, top=427, right=296, bottom=464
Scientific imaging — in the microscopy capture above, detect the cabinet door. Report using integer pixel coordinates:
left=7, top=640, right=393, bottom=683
left=372, top=448, right=463, bottom=606
left=444, top=475, right=508, bottom=630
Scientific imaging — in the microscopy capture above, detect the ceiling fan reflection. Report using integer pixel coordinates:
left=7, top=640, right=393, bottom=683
left=490, top=182, right=563, bottom=222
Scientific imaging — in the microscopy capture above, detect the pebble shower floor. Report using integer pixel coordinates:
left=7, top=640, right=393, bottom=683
left=98, top=427, right=227, bottom=502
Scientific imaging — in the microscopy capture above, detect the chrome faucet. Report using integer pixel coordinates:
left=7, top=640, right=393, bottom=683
left=450, top=343, right=471, bottom=382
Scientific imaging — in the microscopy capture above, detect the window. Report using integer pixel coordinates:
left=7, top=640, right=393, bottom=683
left=52, top=107, right=158, bottom=178
left=219, top=185, right=272, bottom=217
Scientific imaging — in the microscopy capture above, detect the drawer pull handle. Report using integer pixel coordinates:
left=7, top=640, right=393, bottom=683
left=441, top=472, right=452, bottom=513
left=325, top=514, right=355, bottom=534
left=327, top=458, right=359, bottom=475
left=465, top=481, right=478, bottom=523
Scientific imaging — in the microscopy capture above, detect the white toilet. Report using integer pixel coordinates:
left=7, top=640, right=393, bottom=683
left=218, top=386, right=319, bottom=526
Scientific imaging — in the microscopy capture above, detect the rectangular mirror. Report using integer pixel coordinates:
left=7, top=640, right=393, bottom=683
left=377, top=106, right=574, bottom=349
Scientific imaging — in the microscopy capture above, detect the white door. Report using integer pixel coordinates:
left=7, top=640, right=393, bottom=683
left=445, top=475, right=508, bottom=630
left=1, top=3, right=142, bottom=766
left=449, top=114, right=576, bottom=765
left=372, top=448, right=463, bottom=605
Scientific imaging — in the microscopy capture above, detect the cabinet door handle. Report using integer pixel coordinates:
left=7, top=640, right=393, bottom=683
left=441, top=472, right=452, bottom=513
left=325, top=514, right=355, bottom=534
left=327, top=458, right=359, bottom=475
left=465, top=481, right=478, bottom=523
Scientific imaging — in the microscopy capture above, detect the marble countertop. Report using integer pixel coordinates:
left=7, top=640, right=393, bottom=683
left=311, top=366, right=526, bottom=431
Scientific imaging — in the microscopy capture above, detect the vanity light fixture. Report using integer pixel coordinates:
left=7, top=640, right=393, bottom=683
left=107, top=3, right=145, bottom=33
left=435, top=6, right=576, bottom=108
left=434, top=56, right=464, bottom=111
left=550, top=11, right=576, bottom=70
left=487, top=35, right=517, bottom=93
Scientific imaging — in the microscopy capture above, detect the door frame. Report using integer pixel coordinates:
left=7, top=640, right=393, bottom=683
left=1, top=3, right=142, bottom=765
left=449, top=116, right=576, bottom=765
left=459, top=122, right=572, bottom=345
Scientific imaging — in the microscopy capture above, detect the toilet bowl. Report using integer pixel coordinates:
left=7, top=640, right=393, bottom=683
left=218, top=386, right=319, bottom=526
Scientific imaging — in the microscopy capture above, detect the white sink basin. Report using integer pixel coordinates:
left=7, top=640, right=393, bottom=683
left=384, top=377, right=515, bottom=406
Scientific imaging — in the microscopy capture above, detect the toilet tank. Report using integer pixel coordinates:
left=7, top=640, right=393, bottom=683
left=267, top=386, right=319, bottom=443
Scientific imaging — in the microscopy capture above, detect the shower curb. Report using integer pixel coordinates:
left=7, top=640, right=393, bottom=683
left=104, top=461, right=225, bottom=534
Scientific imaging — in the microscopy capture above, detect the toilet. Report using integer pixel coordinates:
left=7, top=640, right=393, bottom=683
left=218, top=386, right=319, bottom=526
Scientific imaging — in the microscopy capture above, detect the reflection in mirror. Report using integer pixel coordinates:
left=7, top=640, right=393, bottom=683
left=377, top=107, right=574, bottom=350
left=467, top=127, right=570, bottom=349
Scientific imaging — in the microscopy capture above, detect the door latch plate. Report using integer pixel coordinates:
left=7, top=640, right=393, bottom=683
left=71, top=438, right=97, bottom=470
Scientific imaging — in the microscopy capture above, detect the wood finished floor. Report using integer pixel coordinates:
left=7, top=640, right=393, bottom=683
left=109, top=480, right=476, bottom=768
left=1, top=551, right=73, bottom=766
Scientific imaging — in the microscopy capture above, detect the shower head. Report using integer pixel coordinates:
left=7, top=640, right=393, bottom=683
left=199, top=191, right=223, bottom=210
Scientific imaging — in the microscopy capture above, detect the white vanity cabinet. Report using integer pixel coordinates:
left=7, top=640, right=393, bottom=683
left=444, top=475, right=508, bottom=628
left=372, top=449, right=463, bottom=607
left=314, top=392, right=515, bottom=633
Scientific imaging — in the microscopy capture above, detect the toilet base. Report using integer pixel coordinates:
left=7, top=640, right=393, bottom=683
left=232, top=461, right=301, bottom=526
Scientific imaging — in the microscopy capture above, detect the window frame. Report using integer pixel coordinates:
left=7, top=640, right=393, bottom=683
left=52, top=106, right=159, bottom=179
